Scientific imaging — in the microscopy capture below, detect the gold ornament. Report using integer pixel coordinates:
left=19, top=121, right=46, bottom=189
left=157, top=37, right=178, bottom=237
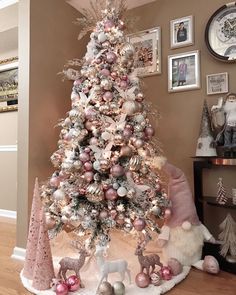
left=129, top=156, right=142, bottom=171
left=120, top=43, right=135, bottom=57
left=86, top=183, right=104, bottom=202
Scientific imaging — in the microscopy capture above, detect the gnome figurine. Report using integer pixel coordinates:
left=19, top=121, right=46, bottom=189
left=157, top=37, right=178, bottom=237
left=157, top=160, right=219, bottom=274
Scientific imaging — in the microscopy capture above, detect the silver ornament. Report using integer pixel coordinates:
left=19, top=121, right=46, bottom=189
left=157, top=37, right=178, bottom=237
left=117, top=186, right=127, bottom=197
left=86, top=183, right=104, bottom=202
left=98, top=32, right=108, bottom=43
left=113, top=281, right=126, bottom=295
left=122, top=100, right=137, bottom=116
left=120, top=43, right=135, bottom=57
left=101, top=78, right=112, bottom=90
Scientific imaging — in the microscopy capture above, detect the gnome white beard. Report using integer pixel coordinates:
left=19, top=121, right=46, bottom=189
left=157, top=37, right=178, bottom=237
left=163, top=225, right=204, bottom=266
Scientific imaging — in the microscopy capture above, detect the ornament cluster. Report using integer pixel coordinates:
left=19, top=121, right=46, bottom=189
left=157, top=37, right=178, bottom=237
left=40, top=3, right=168, bottom=249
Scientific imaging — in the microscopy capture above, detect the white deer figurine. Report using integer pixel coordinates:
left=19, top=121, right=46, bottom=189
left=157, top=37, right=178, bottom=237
left=95, top=245, right=131, bottom=288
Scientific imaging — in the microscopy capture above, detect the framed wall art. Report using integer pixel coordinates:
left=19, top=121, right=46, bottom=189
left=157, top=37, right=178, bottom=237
left=206, top=72, right=228, bottom=95
left=168, top=50, right=200, bottom=93
left=0, top=57, right=18, bottom=113
left=170, top=15, right=194, bottom=49
left=127, top=26, right=161, bottom=77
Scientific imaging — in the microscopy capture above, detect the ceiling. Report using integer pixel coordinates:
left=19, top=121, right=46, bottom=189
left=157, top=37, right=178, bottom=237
left=67, top=0, right=156, bottom=13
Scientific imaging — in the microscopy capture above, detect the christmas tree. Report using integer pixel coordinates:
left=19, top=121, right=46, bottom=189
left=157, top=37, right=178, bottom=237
left=216, top=178, right=228, bottom=205
left=218, top=213, right=236, bottom=258
left=40, top=0, right=168, bottom=249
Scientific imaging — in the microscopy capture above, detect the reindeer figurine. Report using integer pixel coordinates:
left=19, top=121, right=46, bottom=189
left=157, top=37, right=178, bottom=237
left=95, top=245, right=131, bottom=288
left=58, top=242, right=90, bottom=288
left=135, top=241, right=163, bottom=276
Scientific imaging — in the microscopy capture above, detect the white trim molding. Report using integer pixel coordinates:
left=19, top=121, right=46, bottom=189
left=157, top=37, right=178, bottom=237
left=0, top=145, right=17, bottom=152
left=0, top=209, right=16, bottom=219
left=11, top=246, right=26, bottom=261
left=0, top=0, right=18, bottom=9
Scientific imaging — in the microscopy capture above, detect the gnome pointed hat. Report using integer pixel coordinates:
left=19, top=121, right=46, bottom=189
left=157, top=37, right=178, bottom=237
left=32, top=209, right=55, bottom=290
left=23, top=178, right=42, bottom=279
left=163, top=162, right=200, bottom=228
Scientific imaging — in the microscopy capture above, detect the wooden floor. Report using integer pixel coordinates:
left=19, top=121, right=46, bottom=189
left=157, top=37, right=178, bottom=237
left=0, top=217, right=235, bottom=295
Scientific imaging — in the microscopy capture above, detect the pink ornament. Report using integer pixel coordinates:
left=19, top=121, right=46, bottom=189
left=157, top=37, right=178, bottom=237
left=85, top=120, right=93, bottom=131
left=133, top=218, right=146, bottom=231
left=168, top=258, right=183, bottom=276
left=84, top=171, right=94, bottom=183
left=105, top=188, right=118, bottom=201
left=120, top=145, right=132, bottom=157
left=64, top=133, right=72, bottom=141
left=99, top=210, right=108, bottom=219
left=50, top=177, right=60, bottom=187
left=110, top=209, right=118, bottom=219
left=56, top=282, right=69, bottom=295
left=160, top=266, right=172, bottom=280
left=79, top=152, right=90, bottom=163
left=111, top=72, right=117, bottom=79
left=110, top=164, right=125, bottom=177
left=164, top=208, right=172, bottom=219
left=136, top=93, right=144, bottom=102
left=84, top=147, right=91, bottom=153
left=84, top=161, right=93, bottom=171
left=100, top=68, right=110, bottom=77
left=145, top=127, right=155, bottom=137
left=85, top=108, right=97, bottom=121
left=73, top=79, right=82, bottom=86
left=135, top=272, right=150, bottom=288
left=120, top=80, right=128, bottom=90
left=123, top=128, right=133, bottom=139
left=66, top=275, right=80, bottom=292
left=103, top=91, right=113, bottom=102
left=134, top=139, right=144, bottom=148
left=104, top=20, right=115, bottom=31
left=106, top=52, right=117, bottom=63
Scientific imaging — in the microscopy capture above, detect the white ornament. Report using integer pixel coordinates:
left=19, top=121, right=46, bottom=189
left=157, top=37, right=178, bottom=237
left=93, top=160, right=101, bottom=171
left=98, top=32, right=108, bottom=43
left=53, top=189, right=65, bottom=201
left=102, top=131, right=112, bottom=141
left=117, top=187, right=127, bottom=197
left=122, top=101, right=137, bottom=116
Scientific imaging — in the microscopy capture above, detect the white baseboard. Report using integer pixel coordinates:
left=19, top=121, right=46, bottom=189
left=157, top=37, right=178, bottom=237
left=0, top=209, right=16, bottom=219
left=11, top=247, right=26, bottom=261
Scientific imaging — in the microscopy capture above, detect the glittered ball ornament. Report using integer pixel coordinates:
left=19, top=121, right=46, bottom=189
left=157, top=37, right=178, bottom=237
left=55, top=282, right=69, bottom=295
left=53, top=189, right=65, bottom=201
left=168, top=258, right=183, bottom=276
left=133, top=218, right=146, bottom=231
left=50, top=177, right=60, bottom=187
left=97, top=281, right=113, bottom=295
left=105, top=188, right=118, bottom=201
left=100, top=68, right=110, bottom=77
left=123, top=128, right=133, bottom=139
left=135, top=272, right=150, bottom=288
left=160, top=266, right=172, bottom=280
left=122, top=100, right=138, bottom=116
left=85, top=107, right=97, bottom=121
left=106, top=52, right=117, bottom=63
left=66, top=275, right=80, bottom=292
left=113, top=281, right=126, bottom=295
left=110, top=164, right=125, bottom=177
left=99, top=210, right=109, bottom=219
left=79, top=152, right=90, bottom=163
left=101, top=78, right=112, bottom=90
left=103, top=91, right=113, bottom=102
left=84, top=171, right=94, bottom=183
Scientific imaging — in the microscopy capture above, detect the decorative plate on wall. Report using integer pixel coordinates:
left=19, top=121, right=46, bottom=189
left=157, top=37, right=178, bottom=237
left=205, top=2, right=236, bottom=62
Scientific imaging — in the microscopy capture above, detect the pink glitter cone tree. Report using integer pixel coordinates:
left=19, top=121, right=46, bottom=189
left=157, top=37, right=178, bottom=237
left=23, top=178, right=42, bottom=279
left=32, top=209, right=55, bottom=290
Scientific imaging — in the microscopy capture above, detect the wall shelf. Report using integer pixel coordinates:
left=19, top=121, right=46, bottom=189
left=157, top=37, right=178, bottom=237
left=199, top=196, right=236, bottom=210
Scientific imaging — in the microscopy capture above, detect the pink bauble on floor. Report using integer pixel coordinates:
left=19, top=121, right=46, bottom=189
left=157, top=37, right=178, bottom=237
left=56, top=282, right=69, bottom=295
left=160, top=266, right=172, bottom=280
left=66, top=275, right=80, bottom=292
left=135, top=272, right=150, bottom=288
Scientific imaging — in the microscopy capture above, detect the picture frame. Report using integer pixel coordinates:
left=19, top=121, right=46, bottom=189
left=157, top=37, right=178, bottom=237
left=127, top=26, right=161, bottom=77
left=168, top=50, right=200, bottom=93
left=170, top=15, right=194, bottom=49
left=206, top=72, right=228, bottom=95
left=0, top=57, right=18, bottom=113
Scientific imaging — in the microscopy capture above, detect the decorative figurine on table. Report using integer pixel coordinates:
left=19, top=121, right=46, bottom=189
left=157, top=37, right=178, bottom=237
left=156, top=158, right=220, bottom=274
left=211, top=92, right=236, bottom=157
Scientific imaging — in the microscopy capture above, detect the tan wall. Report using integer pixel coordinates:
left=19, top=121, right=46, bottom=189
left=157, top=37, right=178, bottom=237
left=127, top=0, right=236, bottom=235
left=17, top=0, right=88, bottom=248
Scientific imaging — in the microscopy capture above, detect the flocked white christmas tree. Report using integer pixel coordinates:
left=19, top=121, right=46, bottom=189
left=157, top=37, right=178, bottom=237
left=40, top=0, right=168, bottom=250
left=218, top=213, right=236, bottom=259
